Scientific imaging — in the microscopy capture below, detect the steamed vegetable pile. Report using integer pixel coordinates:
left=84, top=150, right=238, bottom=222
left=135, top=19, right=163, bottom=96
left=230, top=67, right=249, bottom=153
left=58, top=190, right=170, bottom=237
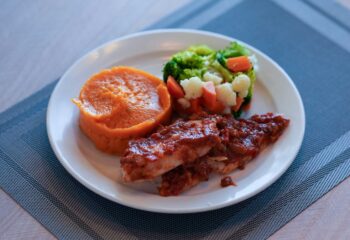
left=163, top=42, right=257, bottom=117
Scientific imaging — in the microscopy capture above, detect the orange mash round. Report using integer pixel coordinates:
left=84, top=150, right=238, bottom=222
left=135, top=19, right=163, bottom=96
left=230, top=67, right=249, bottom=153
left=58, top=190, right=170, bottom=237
left=73, top=66, right=172, bottom=154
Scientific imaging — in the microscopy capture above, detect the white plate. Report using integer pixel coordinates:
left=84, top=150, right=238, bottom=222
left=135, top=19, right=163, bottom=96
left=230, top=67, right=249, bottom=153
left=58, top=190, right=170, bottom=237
left=47, top=29, right=305, bottom=213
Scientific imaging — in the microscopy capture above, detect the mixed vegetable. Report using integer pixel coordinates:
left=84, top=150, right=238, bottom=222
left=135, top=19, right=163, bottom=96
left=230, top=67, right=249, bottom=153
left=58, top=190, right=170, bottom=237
left=163, top=42, right=257, bottom=118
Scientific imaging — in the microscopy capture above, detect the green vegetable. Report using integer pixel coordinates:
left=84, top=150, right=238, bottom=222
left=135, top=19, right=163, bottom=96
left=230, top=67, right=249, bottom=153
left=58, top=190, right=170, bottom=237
left=172, top=51, right=204, bottom=69
left=178, top=68, right=206, bottom=80
left=245, top=68, right=256, bottom=102
left=187, top=44, right=215, bottom=56
left=163, top=42, right=254, bottom=87
left=233, top=69, right=255, bottom=118
left=221, top=41, right=250, bottom=58
left=163, top=60, right=182, bottom=81
left=162, top=42, right=257, bottom=116
left=216, top=41, right=251, bottom=68
left=233, top=108, right=243, bottom=118
left=162, top=44, right=216, bottom=81
left=216, top=52, right=227, bottom=67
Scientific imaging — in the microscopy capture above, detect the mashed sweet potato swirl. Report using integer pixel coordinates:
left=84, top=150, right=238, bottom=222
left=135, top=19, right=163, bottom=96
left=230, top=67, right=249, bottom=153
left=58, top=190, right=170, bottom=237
left=73, top=66, right=171, bottom=154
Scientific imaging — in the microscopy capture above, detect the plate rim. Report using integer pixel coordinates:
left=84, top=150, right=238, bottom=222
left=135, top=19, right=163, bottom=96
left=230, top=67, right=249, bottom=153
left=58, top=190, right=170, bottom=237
left=46, top=28, right=305, bottom=213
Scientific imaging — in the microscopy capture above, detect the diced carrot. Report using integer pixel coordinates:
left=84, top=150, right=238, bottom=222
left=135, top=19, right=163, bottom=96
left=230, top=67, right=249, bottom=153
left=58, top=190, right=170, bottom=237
left=189, top=98, right=202, bottom=114
left=232, top=96, right=244, bottom=112
left=202, top=81, right=217, bottom=109
left=167, top=75, right=185, bottom=99
left=226, top=56, right=251, bottom=72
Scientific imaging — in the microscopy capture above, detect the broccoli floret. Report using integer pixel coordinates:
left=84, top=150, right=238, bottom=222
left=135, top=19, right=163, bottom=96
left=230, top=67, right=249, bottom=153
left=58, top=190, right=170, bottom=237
left=223, top=42, right=250, bottom=57
left=172, top=51, right=204, bottom=69
left=187, top=44, right=215, bottom=56
left=178, top=68, right=206, bottom=80
left=163, top=48, right=210, bottom=81
left=163, top=60, right=182, bottom=81
left=233, top=42, right=250, bottom=56
left=216, top=41, right=251, bottom=67
left=220, top=48, right=241, bottom=59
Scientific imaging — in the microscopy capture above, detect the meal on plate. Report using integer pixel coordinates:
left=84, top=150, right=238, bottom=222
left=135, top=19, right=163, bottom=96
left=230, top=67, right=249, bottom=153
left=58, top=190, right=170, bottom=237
left=73, top=42, right=290, bottom=196
left=73, top=66, right=171, bottom=154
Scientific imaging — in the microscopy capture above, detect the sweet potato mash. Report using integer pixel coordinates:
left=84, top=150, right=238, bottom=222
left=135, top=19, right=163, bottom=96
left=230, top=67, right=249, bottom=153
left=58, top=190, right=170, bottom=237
left=73, top=66, right=171, bottom=154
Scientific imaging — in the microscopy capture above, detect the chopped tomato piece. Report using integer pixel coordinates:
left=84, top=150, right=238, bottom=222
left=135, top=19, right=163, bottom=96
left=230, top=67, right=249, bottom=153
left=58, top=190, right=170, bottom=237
left=166, top=76, right=184, bottom=99
left=202, top=82, right=217, bottom=109
left=227, top=56, right=251, bottom=72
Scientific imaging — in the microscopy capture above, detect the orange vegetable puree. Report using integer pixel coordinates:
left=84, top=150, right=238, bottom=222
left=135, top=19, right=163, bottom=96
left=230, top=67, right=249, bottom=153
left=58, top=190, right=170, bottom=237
left=73, top=66, right=171, bottom=154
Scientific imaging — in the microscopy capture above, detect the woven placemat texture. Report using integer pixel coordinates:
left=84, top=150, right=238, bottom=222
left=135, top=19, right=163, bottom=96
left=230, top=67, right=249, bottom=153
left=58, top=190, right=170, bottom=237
left=1, top=0, right=350, bottom=239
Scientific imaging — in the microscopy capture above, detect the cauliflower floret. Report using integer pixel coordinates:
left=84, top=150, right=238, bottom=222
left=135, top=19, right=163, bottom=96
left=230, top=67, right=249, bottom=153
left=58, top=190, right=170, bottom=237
left=232, top=74, right=250, bottom=98
left=180, top=77, right=203, bottom=100
left=177, top=98, right=190, bottom=109
left=203, top=72, right=223, bottom=85
left=232, top=74, right=250, bottom=92
left=238, top=89, right=249, bottom=98
left=216, top=83, right=236, bottom=106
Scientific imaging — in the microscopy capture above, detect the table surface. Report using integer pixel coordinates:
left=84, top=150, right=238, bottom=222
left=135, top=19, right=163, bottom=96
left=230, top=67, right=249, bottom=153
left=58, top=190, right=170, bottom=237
left=1, top=0, right=350, bottom=239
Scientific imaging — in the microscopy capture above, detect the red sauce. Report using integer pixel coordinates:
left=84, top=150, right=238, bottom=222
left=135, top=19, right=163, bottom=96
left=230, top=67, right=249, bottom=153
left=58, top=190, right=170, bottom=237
left=159, top=158, right=212, bottom=196
left=122, top=118, right=220, bottom=163
left=209, top=113, right=290, bottom=167
left=221, top=176, right=236, bottom=187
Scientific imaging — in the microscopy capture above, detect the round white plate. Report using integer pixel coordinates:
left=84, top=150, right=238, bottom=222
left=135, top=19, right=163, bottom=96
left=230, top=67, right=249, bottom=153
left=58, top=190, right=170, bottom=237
left=47, top=29, right=305, bottom=213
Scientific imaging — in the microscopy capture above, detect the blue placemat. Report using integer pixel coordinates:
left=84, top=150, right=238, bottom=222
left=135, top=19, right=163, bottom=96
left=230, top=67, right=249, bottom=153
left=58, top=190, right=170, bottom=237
left=1, top=0, right=350, bottom=239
